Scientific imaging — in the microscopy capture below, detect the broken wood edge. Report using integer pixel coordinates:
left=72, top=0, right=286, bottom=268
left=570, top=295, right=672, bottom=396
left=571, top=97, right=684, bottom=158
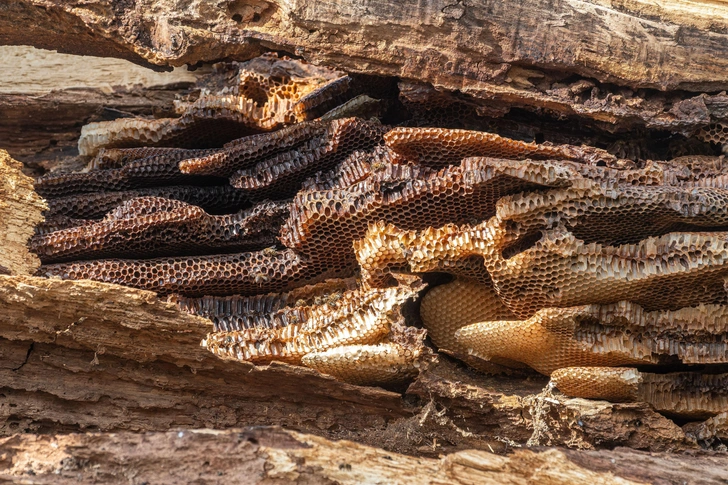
left=0, top=150, right=46, bottom=275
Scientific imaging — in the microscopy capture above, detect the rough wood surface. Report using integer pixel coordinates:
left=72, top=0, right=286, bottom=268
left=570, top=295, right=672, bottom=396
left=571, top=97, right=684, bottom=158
left=2, top=1, right=728, bottom=132
left=2, top=4, right=728, bottom=477
left=1, top=427, right=726, bottom=485
left=0, top=151, right=46, bottom=275
left=0, top=47, right=197, bottom=171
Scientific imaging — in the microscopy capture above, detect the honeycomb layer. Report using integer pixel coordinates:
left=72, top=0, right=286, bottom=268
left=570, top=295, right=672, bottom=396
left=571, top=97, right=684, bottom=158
left=175, top=277, right=361, bottom=332
left=301, top=343, right=422, bottom=385
left=35, top=149, right=222, bottom=198
left=493, top=183, right=728, bottom=247
left=384, top=127, right=621, bottom=168
left=38, top=247, right=349, bottom=297
left=229, top=118, right=388, bottom=198
left=44, top=185, right=249, bottom=220
left=552, top=367, right=728, bottom=419
left=201, top=284, right=420, bottom=365
left=356, top=184, right=728, bottom=317
left=31, top=198, right=289, bottom=263
left=419, top=279, right=518, bottom=365
left=178, top=120, right=330, bottom=177
left=455, top=301, right=728, bottom=375
left=550, top=367, right=641, bottom=402
left=282, top=157, right=578, bottom=272
left=78, top=55, right=345, bottom=156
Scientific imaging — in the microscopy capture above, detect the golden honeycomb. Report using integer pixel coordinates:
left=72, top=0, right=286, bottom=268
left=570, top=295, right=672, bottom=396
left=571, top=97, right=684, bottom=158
left=552, top=367, right=728, bottom=419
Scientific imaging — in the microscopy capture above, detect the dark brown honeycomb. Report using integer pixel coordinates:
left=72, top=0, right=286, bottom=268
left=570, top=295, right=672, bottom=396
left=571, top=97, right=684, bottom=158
left=228, top=118, right=388, bottom=198
left=178, top=121, right=330, bottom=177
left=35, top=149, right=224, bottom=198
left=697, top=122, right=728, bottom=147
left=39, top=247, right=348, bottom=297
left=44, top=185, right=249, bottom=220
left=31, top=198, right=288, bottom=263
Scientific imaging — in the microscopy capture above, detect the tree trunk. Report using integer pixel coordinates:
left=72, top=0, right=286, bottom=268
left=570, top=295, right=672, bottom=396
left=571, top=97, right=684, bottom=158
left=1, top=1, right=727, bottom=482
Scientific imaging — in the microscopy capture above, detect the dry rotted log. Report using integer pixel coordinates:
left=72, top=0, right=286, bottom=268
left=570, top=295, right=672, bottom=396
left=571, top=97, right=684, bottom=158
left=3, top=2, right=728, bottom=474
left=3, top=0, right=728, bottom=134
left=1, top=427, right=727, bottom=485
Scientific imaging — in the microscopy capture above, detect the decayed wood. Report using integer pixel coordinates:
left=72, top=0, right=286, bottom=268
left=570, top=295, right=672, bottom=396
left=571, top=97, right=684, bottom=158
left=1, top=427, right=726, bottom=485
left=2, top=1, right=728, bottom=132
left=0, top=150, right=46, bottom=275
left=0, top=47, right=197, bottom=172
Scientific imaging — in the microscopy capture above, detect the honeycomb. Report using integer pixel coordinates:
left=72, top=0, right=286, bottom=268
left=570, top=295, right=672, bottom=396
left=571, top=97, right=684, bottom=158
left=356, top=184, right=728, bottom=317
left=228, top=118, right=388, bottom=198
left=44, top=185, right=248, bottom=220
left=201, top=284, right=421, bottom=365
left=397, top=81, right=492, bottom=129
left=550, top=367, right=641, bottom=402
left=299, top=145, right=402, bottom=192
left=31, top=198, right=288, bottom=263
left=384, top=127, right=621, bottom=168
left=178, top=121, right=330, bottom=177
left=35, top=216, right=95, bottom=235
left=39, top=247, right=350, bottom=297
left=355, top=221, right=493, bottom=288
left=35, top=148, right=223, bottom=198
left=697, top=122, right=728, bottom=148
left=419, top=278, right=519, bottom=368
left=78, top=55, right=346, bottom=156
left=26, top=56, right=728, bottom=401
left=175, top=277, right=361, bottom=332
left=552, top=367, right=728, bottom=419
left=492, top=183, right=728, bottom=247
left=282, top=157, right=578, bottom=274
left=87, top=147, right=200, bottom=171
left=301, top=343, right=422, bottom=385
left=454, top=301, right=728, bottom=375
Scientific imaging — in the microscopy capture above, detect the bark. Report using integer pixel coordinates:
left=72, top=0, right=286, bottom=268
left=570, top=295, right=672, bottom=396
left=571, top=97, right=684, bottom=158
left=1, top=427, right=726, bottom=485
left=2, top=1, right=728, bottom=132
left=0, top=151, right=46, bottom=275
